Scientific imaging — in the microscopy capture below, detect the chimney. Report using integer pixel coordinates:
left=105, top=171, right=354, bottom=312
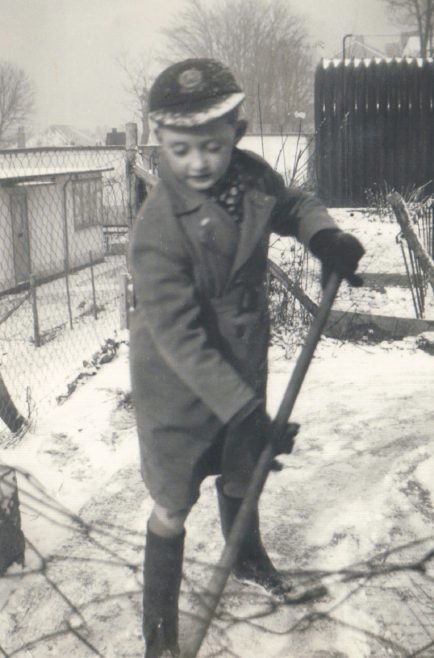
left=17, top=126, right=26, bottom=148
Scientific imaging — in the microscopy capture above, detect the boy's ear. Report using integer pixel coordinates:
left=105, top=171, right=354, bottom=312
left=234, top=119, right=247, bottom=144
left=152, top=125, right=162, bottom=144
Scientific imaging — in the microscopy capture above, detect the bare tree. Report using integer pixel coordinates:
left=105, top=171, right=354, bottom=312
left=384, top=0, right=434, bottom=56
left=116, top=52, right=153, bottom=145
left=163, top=0, right=314, bottom=131
left=0, top=61, right=35, bottom=147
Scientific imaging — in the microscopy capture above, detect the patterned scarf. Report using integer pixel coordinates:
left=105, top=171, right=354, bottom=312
left=206, top=160, right=245, bottom=225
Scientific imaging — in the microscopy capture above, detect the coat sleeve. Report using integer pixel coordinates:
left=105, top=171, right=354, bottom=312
left=129, top=199, right=257, bottom=426
left=267, top=170, right=338, bottom=245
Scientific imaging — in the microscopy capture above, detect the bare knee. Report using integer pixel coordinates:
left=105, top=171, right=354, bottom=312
left=149, top=503, right=190, bottom=538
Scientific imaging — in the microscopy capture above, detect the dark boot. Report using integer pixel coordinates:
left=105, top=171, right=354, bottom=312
left=216, top=477, right=290, bottom=595
left=143, top=526, right=184, bottom=658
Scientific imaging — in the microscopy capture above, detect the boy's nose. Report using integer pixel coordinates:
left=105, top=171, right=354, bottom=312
left=190, top=149, right=208, bottom=172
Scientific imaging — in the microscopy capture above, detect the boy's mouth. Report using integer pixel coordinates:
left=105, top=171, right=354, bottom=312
left=187, top=174, right=215, bottom=188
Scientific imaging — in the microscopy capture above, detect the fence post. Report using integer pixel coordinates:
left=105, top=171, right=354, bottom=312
left=126, top=123, right=138, bottom=228
left=29, top=275, right=40, bottom=347
left=89, top=250, right=98, bottom=319
left=119, top=274, right=130, bottom=330
left=62, top=177, right=74, bottom=329
left=64, top=259, right=73, bottom=330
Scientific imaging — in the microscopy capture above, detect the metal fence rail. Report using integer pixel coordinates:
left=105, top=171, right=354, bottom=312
left=390, top=192, right=434, bottom=319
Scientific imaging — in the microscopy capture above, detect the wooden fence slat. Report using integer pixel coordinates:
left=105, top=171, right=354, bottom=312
left=314, top=62, right=327, bottom=202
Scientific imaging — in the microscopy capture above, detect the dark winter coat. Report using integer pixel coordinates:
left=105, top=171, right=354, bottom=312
left=129, top=148, right=337, bottom=509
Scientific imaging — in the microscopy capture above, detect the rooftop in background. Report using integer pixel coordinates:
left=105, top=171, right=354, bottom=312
left=0, top=166, right=114, bottom=185
left=26, top=125, right=102, bottom=148
left=333, top=32, right=432, bottom=61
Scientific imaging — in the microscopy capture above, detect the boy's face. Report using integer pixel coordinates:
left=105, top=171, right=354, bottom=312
left=156, top=117, right=238, bottom=191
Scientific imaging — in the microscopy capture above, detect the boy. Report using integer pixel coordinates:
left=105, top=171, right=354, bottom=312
left=129, top=59, right=364, bottom=658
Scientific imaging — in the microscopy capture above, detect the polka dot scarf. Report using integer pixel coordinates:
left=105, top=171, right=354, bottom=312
left=206, top=161, right=245, bottom=225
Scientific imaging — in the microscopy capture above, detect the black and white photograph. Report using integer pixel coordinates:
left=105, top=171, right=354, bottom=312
left=0, top=1, right=433, bottom=656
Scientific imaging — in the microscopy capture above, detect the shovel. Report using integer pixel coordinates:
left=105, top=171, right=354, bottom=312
left=181, top=271, right=342, bottom=658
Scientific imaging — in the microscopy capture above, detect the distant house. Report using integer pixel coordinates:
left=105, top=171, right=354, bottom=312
left=0, top=166, right=112, bottom=293
left=24, top=125, right=97, bottom=148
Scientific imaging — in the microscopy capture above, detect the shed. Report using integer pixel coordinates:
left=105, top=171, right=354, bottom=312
left=315, top=57, right=434, bottom=207
left=0, top=166, right=113, bottom=293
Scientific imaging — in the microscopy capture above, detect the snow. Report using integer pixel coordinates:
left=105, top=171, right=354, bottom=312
left=1, top=329, right=433, bottom=657
left=322, top=57, right=433, bottom=67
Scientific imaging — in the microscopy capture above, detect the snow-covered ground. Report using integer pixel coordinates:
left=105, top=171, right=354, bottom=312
left=1, top=329, right=433, bottom=657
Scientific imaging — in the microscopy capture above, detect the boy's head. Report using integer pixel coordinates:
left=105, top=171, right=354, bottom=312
left=149, top=59, right=246, bottom=191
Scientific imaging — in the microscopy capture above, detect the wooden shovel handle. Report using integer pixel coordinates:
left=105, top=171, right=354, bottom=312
left=181, top=272, right=342, bottom=658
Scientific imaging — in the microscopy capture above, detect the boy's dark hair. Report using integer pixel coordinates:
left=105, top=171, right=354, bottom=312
left=149, top=59, right=245, bottom=128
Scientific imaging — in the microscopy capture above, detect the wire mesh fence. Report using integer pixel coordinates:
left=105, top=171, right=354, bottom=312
left=391, top=194, right=434, bottom=320
left=0, top=146, right=129, bottom=435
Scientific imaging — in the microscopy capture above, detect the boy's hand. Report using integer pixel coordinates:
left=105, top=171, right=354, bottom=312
left=271, top=421, right=299, bottom=455
left=309, top=229, right=365, bottom=288
left=230, top=406, right=299, bottom=456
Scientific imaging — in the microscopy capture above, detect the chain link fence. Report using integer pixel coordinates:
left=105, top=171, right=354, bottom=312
left=0, top=146, right=130, bottom=436
left=395, top=197, right=434, bottom=319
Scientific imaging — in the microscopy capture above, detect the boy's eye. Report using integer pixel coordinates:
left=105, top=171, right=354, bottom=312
left=171, top=144, right=189, bottom=156
left=206, top=141, right=221, bottom=153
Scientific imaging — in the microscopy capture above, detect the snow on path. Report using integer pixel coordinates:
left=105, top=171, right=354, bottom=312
left=1, top=339, right=434, bottom=658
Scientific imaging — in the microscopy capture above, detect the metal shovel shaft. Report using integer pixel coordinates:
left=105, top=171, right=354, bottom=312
left=181, top=272, right=342, bottom=658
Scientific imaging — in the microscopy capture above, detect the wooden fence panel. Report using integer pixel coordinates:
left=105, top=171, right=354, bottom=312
left=315, top=58, right=434, bottom=207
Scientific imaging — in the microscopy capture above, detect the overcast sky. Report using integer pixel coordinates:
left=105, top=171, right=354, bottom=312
left=1, top=0, right=398, bottom=133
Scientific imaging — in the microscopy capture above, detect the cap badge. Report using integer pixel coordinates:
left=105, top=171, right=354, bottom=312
left=178, top=68, right=203, bottom=92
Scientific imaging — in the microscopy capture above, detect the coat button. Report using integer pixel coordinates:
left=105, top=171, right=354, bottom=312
left=236, top=325, right=246, bottom=338
left=199, top=217, right=212, bottom=243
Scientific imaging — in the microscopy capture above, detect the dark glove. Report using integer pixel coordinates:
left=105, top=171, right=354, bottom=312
left=309, top=229, right=365, bottom=288
left=270, top=419, right=299, bottom=455
left=230, top=404, right=299, bottom=456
